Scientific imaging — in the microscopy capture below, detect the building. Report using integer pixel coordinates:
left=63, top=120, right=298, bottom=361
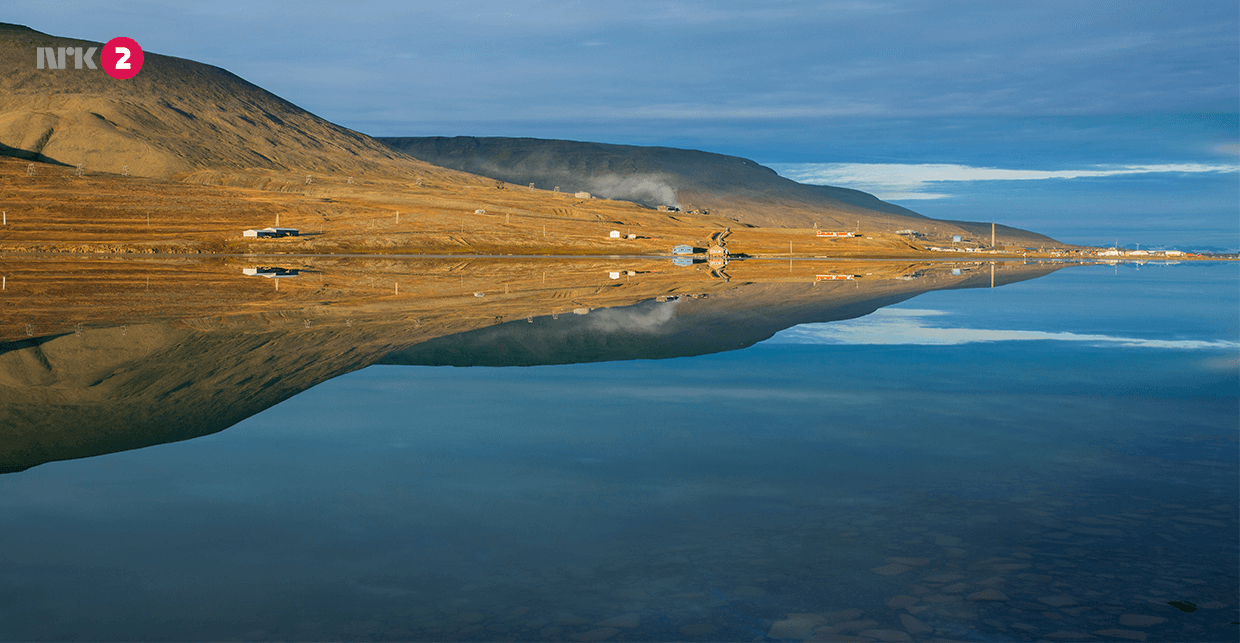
left=243, top=227, right=299, bottom=238
left=242, top=267, right=299, bottom=278
left=575, top=192, right=591, bottom=199
left=816, top=231, right=855, bottom=238
left=609, top=230, right=621, bottom=238
left=672, top=244, right=693, bottom=255
left=672, top=257, right=693, bottom=267
left=708, top=244, right=727, bottom=258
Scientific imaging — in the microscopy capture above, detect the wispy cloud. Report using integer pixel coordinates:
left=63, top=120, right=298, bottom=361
left=768, top=162, right=1240, bottom=200
left=766, top=308, right=1239, bottom=350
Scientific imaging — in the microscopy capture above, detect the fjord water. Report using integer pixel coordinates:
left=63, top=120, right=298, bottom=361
left=1, top=262, right=1236, bottom=642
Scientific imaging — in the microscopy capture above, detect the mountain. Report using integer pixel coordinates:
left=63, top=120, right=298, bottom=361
left=0, top=23, right=1067, bottom=250
left=378, top=136, right=1064, bottom=246
left=0, top=23, right=428, bottom=179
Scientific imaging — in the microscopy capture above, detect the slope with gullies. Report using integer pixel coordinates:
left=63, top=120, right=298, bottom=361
left=378, top=136, right=1066, bottom=247
left=0, top=23, right=1070, bottom=255
left=0, top=23, right=431, bottom=180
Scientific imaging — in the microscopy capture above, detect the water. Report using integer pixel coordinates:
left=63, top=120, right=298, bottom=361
left=0, top=261, right=1236, bottom=642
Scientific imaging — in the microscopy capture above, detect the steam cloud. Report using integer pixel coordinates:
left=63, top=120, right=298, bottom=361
left=476, top=160, right=680, bottom=209
left=582, top=173, right=680, bottom=210
left=583, top=299, right=678, bottom=333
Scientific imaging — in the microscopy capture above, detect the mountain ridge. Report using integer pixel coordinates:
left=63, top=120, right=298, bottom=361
left=379, top=136, right=1063, bottom=246
left=0, top=22, right=1068, bottom=251
left=0, top=23, right=433, bottom=179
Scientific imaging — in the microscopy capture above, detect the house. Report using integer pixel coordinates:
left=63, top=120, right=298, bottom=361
left=242, top=267, right=299, bottom=278
left=243, top=227, right=299, bottom=238
left=575, top=192, right=591, bottom=199
left=672, top=244, right=693, bottom=255
left=708, top=245, right=727, bottom=257
left=672, top=256, right=694, bottom=267
left=816, top=231, right=855, bottom=238
left=609, top=230, right=621, bottom=238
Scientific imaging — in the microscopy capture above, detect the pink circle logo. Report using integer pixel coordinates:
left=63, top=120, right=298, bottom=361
left=100, top=37, right=143, bottom=79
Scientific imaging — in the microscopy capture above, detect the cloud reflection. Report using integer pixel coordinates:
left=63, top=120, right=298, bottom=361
left=768, top=308, right=1240, bottom=350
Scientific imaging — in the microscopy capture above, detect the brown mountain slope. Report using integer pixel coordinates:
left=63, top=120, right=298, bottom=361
left=0, top=23, right=429, bottom=179
left=0, top=23, right=1070, bottom=253
left=378, top=136, right=1065, bottom=247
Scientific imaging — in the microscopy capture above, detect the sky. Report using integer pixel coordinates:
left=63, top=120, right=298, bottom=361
left=10, top=1, right=1239, bottom=250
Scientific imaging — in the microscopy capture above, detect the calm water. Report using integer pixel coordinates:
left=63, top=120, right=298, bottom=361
left=1, top=262, right=1236, bottom=642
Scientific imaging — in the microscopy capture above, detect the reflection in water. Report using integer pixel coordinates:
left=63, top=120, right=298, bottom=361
left=0, top=258, right=1235, bottom=643
left=0, top=257, right=1061, bottom=472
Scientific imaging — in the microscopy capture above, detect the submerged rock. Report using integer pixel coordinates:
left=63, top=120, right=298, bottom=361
left=898, top=613, right=932, bottom=635
left=888, top=557, right=931, bottom=566
left=858, top=628, right=912, bottom=641
left=870, top=564, right=912, bottom=576
left=569, top=626, right=619, bottom=642
left=1118, top=614, right=1167, bottom=627
left=678, top=624, right=716, bottom=636
left=885, top=595, right=920, bottom=609
left=1038, top=595, right=1078, bottom=607
left=1092, top=628, right=1148, bottom=641
left=1166, top=600, right=1197, bottom=613
left=768, top=614, right=827, bottom=639
left=826, top=609, right=865, bottom=621
left=595, top=613, right=640, bottom=628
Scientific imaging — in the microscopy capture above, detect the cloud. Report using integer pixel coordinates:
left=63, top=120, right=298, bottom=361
left=583, top=299, right=678, bottom=334
left=768, top=162, right=1240, bottom=200
left=766, top=308, right=1240, bottom=350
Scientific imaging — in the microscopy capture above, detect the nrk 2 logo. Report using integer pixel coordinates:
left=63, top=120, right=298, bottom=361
left=36, top=37, right=144, bottom=79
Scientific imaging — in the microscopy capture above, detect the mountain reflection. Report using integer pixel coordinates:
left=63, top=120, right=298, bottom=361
left=0, top=256, right=1069, bottom=472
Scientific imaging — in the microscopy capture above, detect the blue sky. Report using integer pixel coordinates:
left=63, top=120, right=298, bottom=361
left=11, top=1, right=1239, bottom=249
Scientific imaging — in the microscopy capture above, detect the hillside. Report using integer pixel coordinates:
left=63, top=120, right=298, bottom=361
left=379, top=136, right=1064, bottom=247
left=0, top=23, right=430, bottom=180
left=0, top=22, right=1072, bottom=255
